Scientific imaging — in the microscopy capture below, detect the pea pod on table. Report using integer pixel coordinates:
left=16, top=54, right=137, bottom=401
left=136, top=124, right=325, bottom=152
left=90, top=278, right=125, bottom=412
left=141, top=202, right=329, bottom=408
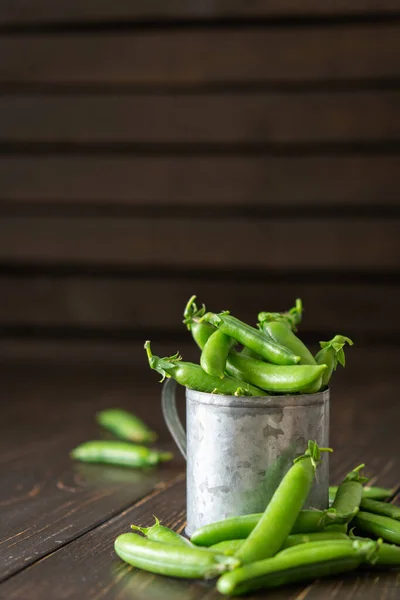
left=226, top=351, right=327, bottom=394
left=70, top=440, right=172, bottom=468
left=353, top=511, right=400, bottom=545
left=329, top=485, right=394, bottom=505
left=329, top=463, right=369, bottom=522
left=234, top=441, right=332, bottom=564
left=114, top=533, right=239, bottom=579
left=96, top=408, right=157, bottom=443
left=131, top=517, right=192, bottom=547
left=145, top=341, right=264, bottom=397
left=201, top=311, right=300, bottom=365
left=217, top=539, right=378, bottom=596
left=360, top=498, right=400, bottom=520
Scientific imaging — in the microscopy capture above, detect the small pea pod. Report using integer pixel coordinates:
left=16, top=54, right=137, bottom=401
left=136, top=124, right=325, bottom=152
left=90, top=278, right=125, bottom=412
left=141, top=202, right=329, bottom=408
left=234, top=441, right=332, bottom=564
left=200, top=329, right=235, bottom=378
left=226, top=351, right=326, bottom=394
left=329, top=484, right=394, bottom=505
left=360, top=498, right=400, bottom=520
left=145, top=341, right=264, bottom=397
left=315, top=335, right=353, bottom=387
left=70, top=441, right=172, bottom=468
left=217, top=539, right=378, bottom=596
left=329, top=463, right=369, bottom=523
left=96, top=408, right=157, bottom=443
left=114, top=533, right=239, bottom=579
left=354, top=511, right=400, bottom=545
left=131, top=517, right=192, bottom=547
left=202, top=312, right=300, bottom=365
left=258, top=299, right=315, bottom=366
left=183, top=295, right=215, bottom=350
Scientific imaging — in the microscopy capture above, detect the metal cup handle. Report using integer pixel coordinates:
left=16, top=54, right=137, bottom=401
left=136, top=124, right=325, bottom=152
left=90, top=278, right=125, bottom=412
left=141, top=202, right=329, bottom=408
left=161, top=378, right=187, bottom=459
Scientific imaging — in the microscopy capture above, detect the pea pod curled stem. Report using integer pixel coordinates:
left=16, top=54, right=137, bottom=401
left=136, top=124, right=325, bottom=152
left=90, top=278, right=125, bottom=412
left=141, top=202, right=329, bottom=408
left=210, top=531, right=349, bottom=556
left=114, top=533, right=239, bottom=579
left=200, top=329, right=236, bottom=379
left=217, top=539, right=378, bottom=596
left=183, top=295, right=216, bottom=350
left=96, top=408, right=157, bottom=443
left=131, top=517, right=192, bottom=547
left=145, top=341, right=264, bottom=397
left=202, top=312, right=300, bottom=365
left=70, top=440, right=172, bottom=468
left=191, top=508, right=346, bottom=547
left=315, top=335, right=353, bottom=387
left=234, top=441, right=332, bottom=564
left=329, top=485, right=394, bottom=505
left=226, top=351, right=327, bottom=394
left=330, top=463, right=369, bottom=522
left=360, top=498, right=400, bottom=521
left=353, top=511, right=400, bottom=545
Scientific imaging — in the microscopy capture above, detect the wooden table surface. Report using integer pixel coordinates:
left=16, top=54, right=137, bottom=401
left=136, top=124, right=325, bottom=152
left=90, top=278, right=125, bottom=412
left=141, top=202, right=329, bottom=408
left=1, top=346, right=399, bottom=599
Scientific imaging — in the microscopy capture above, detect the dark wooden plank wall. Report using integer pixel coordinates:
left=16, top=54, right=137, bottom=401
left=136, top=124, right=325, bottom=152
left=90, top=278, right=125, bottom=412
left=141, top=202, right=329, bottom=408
left=0, top=2, right=399, bottom=363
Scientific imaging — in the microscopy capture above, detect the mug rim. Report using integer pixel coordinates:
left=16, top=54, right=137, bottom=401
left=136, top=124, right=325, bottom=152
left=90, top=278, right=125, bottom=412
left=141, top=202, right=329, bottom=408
left=185, top=387, right=329, bottom=408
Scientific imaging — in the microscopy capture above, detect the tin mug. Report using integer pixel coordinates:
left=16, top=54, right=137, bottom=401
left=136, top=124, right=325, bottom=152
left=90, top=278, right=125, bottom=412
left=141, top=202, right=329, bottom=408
left=162, top=378, right=329, bottom=537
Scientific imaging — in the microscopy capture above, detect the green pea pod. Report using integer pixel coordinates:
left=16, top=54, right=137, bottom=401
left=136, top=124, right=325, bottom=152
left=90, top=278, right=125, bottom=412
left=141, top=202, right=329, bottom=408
left=234, top=441, right=332, bottom=564
left=131, top=517, right=192, bottom=547
left=217, top=539, right=378, bottom=596
left=360, top=498, right=400, bottom=521
left=226, top=351, right=326, bottom=394
left=258, top=299, right=315, bottom=366
left=183, top=295, right=215, bottom=350
left=200, top=329, right=235, bottom=379
left=145, top=341, right=264, bottom=397
left=354, top=511, right=400, bottom=545
left=315, top=335, right=353, bottom=387
left=329, top=485, right=394, bottom=505
left=114, top=533, right=239, bottom=579
left=202, top=312, right=300, bottom=365
left=96, top=408, right=157, bottom=443
left=70, top=440, right=172, bottom=467
left=329, top=464, right=369, bottom=522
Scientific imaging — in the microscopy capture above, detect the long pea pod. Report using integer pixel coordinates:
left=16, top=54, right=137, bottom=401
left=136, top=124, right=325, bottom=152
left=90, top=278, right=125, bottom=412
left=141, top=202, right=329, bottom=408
left=200, top=329, right=236, bottom=379
left=202, top=312, right=300, bottom=365
left=217, top=539, right=378, bottom=596
left=234, top=441, right=332, bottom=564
left=183, top=295, right=215, bottom=350
left=360, top=498, right=400, bottom=520
left=258, top=299, right=316, bottom=366
left=145, top=341, right=264, bottom=397
left=70, top=440, right=172, bottom=467
left=96, top=408, right=157, bottom=443
left=226, top=351, right=327, bottom=394
left=131, top=518, right=192, bottom=547
left=329, top=485, right=394, bottom=505
left=114, top=533, right=239, bottom=579
left=315, top=335, right=353, bottom=387
left=329, top=464, right=369, bottom=522
left=210, top=531, right=348, bottom=556
left=353, top=511, right=400, bottom=545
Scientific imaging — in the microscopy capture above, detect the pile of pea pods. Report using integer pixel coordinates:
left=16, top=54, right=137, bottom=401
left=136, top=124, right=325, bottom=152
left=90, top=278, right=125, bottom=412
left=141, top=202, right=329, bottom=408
left=145, top=296, right=353, bottom=396
left=70, top=408, right=173, bottom=468
left=114, top=441, right=400, bottom=595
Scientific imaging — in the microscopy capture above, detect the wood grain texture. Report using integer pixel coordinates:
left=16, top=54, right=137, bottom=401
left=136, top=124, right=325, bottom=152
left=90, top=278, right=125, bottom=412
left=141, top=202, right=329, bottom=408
left=1, top=0, right=399, bottom=25
left=0, top=366, right=184, bottom=582
left=0, top=349, right=399, bottom=598
left=1, top=277, right=399, bottom=337
left=2, top=91, right=400, bottom=144
left=0, top=217, right=398, bottom=270
left=0, top=25, right=399, bottom=85
left=1, top=155, right=398, bottom=206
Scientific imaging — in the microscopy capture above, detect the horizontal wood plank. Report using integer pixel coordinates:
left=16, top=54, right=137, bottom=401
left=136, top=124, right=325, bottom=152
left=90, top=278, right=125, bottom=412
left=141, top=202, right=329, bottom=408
left=1, top=277, right=399, bottom=337
left=2, top=91, right=400, bottom=144
left=1, top=1, right=399, bottom=25
left=0, top=155, right=399, bottom=206
left=0, top=217, right=399, bottom=270
left=0, top=26, right=399, bottom=85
